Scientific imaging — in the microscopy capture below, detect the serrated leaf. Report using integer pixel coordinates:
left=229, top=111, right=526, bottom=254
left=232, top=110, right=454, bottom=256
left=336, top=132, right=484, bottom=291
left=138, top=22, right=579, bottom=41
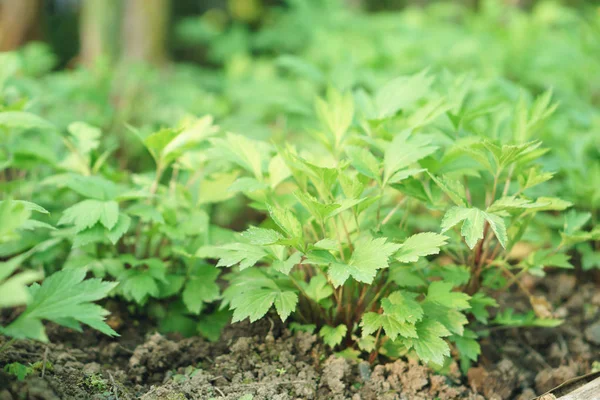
left=274, top=291, right=298, bottom=321
left=182, top=266, right=220, bottom=314
left=268, top=206, right=303, bottom=239
left=395, top=232, right=448, bottom=263
left=405, top=319, right=451, bottom=365
left=346, top=145, right=380, bottom=181
left=67, top=122, right=101, bottom=156
left=422, top=301, right=468, bottom=335
left=209, top=132, right=266, bottom=180
left=305, top=275, right=333, bottom=302
left=428, top=173, right=468, bottom=207
left=375, top=71, right=433, bottom=119
left=106, top=214, right=131, bottom=244
left=384, top=131, right=437, bottom=184
left=121, top=274, right=159, bottom=304
left=315, top=87, right=354, bottom=146
left=58, top=199, right=105, bottom=232
left=469, top=293, right=498, bottom=324
left=381, top=315, right=417, bottom=340
left=350, top=237, right=400, bottom=272
left=3, top=269, right=117, bottom=341
left=231, top=288, right=277, bottom=323
left=241, top=226, right=283, bottom=245
left=319, top=324, right=347, bottom=348
left=213, top=243, right=268, bottom=270
left=426, top=281, right=471, bottom=310
left=441, top=207, right=484, bottom=249
left=99, top=201, right=119, bottom=230
left=329, top=237, right=400, bottom=286
left=452, top=329, right=480, bottom=362
left=294, top=190, right=340, bottom=222
left=272, top=251, right=302, bottom=275
left=441, top=206, right=506, bottom=249
left=383, top=291, right=424, bottom=324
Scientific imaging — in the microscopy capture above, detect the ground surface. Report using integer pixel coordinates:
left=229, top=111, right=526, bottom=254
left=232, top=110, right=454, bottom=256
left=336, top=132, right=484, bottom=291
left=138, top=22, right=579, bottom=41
left=1, top=273, right=599, bottom=400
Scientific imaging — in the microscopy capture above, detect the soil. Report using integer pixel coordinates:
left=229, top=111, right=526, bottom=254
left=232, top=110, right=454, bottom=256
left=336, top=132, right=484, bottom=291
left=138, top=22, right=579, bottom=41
left=1, top=273, right=599, bottom=400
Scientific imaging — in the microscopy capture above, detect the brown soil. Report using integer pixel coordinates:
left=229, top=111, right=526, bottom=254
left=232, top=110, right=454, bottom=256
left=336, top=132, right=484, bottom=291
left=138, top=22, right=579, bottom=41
left=0, top=273, right=598, bottom=399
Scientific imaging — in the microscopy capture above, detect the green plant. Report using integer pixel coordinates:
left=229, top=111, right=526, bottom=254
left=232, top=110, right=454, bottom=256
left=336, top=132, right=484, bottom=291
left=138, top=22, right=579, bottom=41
left=198, top=72, right=584, bottom=367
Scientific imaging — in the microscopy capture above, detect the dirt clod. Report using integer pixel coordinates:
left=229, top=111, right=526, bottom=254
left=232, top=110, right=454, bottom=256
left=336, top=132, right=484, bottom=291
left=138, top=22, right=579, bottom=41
left=535, top=364, right=579, bottom=394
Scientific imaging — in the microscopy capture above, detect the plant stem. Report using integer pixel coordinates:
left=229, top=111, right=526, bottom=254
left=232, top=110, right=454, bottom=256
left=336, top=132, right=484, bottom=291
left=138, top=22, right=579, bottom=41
left=368, top=325, right=383, bottom=364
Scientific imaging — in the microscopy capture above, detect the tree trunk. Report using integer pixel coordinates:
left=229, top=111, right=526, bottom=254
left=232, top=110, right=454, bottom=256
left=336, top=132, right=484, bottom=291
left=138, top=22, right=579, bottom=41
left=0, top=0, right=42, bottom=51
left=121, top=0, right=170, bottom=65
left=79, top=0, right=121, bottom=67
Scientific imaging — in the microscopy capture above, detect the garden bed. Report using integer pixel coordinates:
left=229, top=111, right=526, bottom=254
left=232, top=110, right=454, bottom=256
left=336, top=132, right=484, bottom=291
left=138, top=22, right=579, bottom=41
left=2, top=273, right=598, bottom=400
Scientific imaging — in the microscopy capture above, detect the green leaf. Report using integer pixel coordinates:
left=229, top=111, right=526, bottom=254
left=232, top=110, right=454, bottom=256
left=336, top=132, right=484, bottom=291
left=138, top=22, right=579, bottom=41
left=209, top=132, right=266, bottom=180
left=182, top=266, right=220, bottom=314
left=200, top=242, right=268, bottom=271
left=384, top=131, right=437, bottom=184
left=389, top=267, right=426, bottom=287
left=405, top=319, right=451, bottom=365
left=197, top=309, right=231, bottom=342
left=58, top=200, right=105, bottom=232
left=268, top=154, right=291, bottom=189
left=469, top=293, right=498, bottom=324
left=0, top=270, right=43, bottom=308
left=426, top=281, right=471, bottom=310
left=315, top=87, right=354, bottom=146
left=274, top=291, right=298, bottom=321
left=563, top=210, right=591, bottom=236
left=441, top=207, right=484, bottom=249
left=127, top=203, right=165, bottom=224
left=268, top=206, right=303, bottom=240
left=228, top=177, right=268, bottom=193
left=329, top=237, right=400, bottom=286
left=484, top=213, right=507, bottom=249
left=360, top=312, right=382, bottom=336
left=272, top=251, right=302, bottom=275
left=395, top=232, right=448, bottom=263
left=441, top=206, right=507, bottom=249
left=518, top=167, right=554, bottom=191
left=346, top=145, right=381, bottom=181
left=305, top=275, right=333, bottom=302
left=294, top=190, right=340, bottom=222
left=319, top=324, right=347, bottom=348
left=382, top=291, right=424, bottom=324
left=3, top=269, right=118, bottom=341
left=231, top=288, right=277, bottom=323
left=241, top=226, right=283, bottom=246
left=67, top=122, right=101, bottom=156
left=106, top=214, right=131, bottom=244
left=452, top=329, right=480, bottom=362
left=422, top=301, right=468, bottom=335
left=99, top=201, right=119, bottom=230
left=121, top=274, right=159, bottom=304
left=361, top=312, right=417, bottom=341
left=350, top=237, right=400, bottom=272
left=380, top=315, right=417, bottom=340
left=428, top=173, right=468, bottom=207
left=375, top=71, right=433, bottom=119
left=0, top=111, right=56, bottom=131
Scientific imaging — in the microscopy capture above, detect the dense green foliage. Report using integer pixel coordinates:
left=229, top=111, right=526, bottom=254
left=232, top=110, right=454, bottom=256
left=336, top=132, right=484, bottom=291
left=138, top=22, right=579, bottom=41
left=1, top=0, right=599, bottom=371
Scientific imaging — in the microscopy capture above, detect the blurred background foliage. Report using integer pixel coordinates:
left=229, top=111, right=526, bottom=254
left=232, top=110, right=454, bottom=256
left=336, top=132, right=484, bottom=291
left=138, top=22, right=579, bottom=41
left=1, top=0, right=599, bottom=201
left=1, top=0, right=599, bottom=67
